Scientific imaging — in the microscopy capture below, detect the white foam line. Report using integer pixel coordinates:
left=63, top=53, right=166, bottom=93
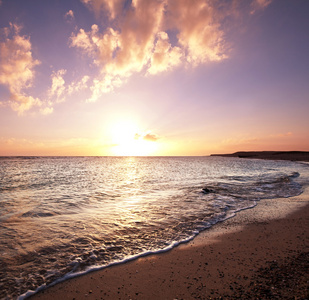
left=18, top=183, right=305, bottom=300
left=17, top=200, right=260, bottom=300
left=18, top=235, right=199, bottom=300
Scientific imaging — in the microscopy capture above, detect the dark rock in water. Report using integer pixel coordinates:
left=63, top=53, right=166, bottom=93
left=202, top=188, right=213, bottom=194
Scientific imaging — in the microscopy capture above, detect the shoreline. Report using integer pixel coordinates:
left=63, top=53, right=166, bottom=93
left=30, top=186, right=309, bottom=299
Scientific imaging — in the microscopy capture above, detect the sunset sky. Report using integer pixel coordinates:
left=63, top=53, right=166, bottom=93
left=0, top=0, right=308, bottom=156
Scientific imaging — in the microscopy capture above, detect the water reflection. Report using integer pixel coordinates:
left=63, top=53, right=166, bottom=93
left=0, top=156, right=307, bottom=299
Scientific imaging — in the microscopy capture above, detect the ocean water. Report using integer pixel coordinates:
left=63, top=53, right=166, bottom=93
left=0, top=156, right=308, bottom=299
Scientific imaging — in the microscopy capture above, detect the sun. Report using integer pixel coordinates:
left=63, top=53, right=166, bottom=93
left=109, top=120, right=158, bottom=156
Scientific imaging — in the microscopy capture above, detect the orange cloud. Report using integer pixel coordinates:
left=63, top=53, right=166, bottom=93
left=0, top=25, right=80, bottom=114
left=68, top=75, right=90, bottom=95
left=0, top=23, right=42, bottom=114
left=143, top=132, right=160, bottom=142
left=72, top=0, right=228, bottom=102
left=69, top=0, right=273, bottom=103
left=135, top=131, right=160, bottom=142
left=87, top=74, right=122, bottom=102
left=0, top=0, right=274, bottom=114
left=166, top=0, right=226, bottom=65
left=148, top=31, right=182, bottom=74
left=48, top=69, right=67, bottom=103
left=70, top=25, right=99, bottom=57
left=47, top=70, right=91, bottom=104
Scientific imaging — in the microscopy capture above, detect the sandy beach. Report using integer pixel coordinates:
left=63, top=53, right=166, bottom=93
left=30, top=184, right=309, bottom=299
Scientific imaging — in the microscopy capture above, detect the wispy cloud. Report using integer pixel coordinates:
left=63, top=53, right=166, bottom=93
left=0, top=22, right=88, bottom=114
left=272, top=132, right=293, bottom=138
left=87, top=74, right=122, bottom=102
left=250, top=0, right=272, bottom=14
left=0, top=23, right=42, bottom=114
left=48, top=70, right=90, bottom=102
left=68, top=75, right=90, bottom=95
left=0, top=136, right=102, bottom=156
left=81, top=0, right=127, bottom=20
left=48, top=69, right=67, bottom=103
left=222, top=136, right=260, bottom=146
left=64, top=10, right=75, bottom=22
left=220, top=130, right=294, bottom=152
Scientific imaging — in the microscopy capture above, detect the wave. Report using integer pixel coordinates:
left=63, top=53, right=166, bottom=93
left=0, top=157, right=307, bottom=299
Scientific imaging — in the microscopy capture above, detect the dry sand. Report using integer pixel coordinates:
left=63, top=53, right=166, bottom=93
left=30, top=187, right=309, bottom=299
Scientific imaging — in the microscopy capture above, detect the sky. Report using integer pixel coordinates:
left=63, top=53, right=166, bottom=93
left=0, top=0, right=308, bottom=156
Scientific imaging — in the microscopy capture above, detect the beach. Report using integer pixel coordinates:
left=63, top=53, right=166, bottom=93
left=30, top=185, right=309, bottom=299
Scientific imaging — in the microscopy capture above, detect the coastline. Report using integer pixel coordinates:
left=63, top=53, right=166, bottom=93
left=30, top=187, right=309, bottom=299
left=211, top=151, right=309, bottom=162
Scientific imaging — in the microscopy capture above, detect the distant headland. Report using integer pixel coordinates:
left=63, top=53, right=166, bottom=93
left=211, top=151, right=309, bottom=162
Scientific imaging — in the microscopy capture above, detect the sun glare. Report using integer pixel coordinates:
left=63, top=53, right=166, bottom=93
left=109, top=120, right=158, bottom=156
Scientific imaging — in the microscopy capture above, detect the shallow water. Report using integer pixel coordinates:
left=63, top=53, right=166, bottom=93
left=0, top=156, right=308, bottom=299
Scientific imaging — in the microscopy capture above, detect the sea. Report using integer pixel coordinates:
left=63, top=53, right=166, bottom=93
left=0, top=156, right=308, bottom=299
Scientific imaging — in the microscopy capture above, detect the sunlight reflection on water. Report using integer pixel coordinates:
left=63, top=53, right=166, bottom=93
left=0, top=156, right=308, bottom=299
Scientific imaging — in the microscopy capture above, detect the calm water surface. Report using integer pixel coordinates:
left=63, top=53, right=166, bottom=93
left=0, top=156, right=308, bottom=299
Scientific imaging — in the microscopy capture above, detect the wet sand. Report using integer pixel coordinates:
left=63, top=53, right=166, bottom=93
left=30, top=186, right=309, bottom=299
